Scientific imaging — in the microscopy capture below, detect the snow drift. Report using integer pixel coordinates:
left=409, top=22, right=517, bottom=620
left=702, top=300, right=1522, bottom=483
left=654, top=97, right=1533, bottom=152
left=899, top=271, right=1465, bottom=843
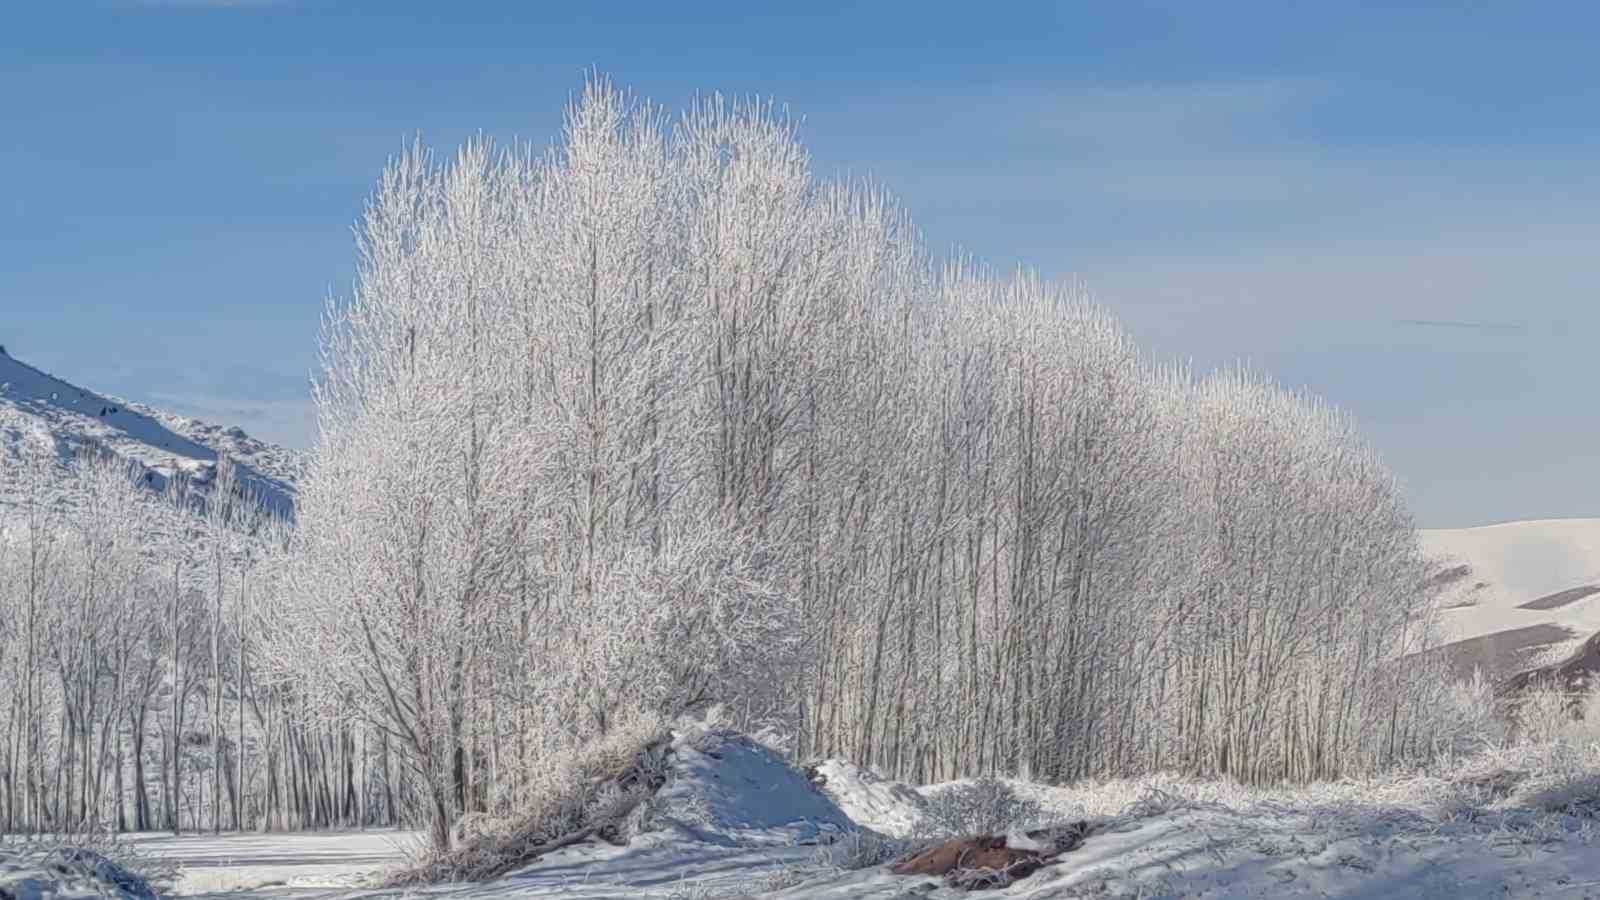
left=0, top=846, right=159, bottom=900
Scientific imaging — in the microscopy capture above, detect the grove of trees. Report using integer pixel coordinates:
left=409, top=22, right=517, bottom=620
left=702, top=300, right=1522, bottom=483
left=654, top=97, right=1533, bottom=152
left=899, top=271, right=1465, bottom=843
left=0, top=435, right=393, bottom=837
left=0, top=78, right=1462, bottom=850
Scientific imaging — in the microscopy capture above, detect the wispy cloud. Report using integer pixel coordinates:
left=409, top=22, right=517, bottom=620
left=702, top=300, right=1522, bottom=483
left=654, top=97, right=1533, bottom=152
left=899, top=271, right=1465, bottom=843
left=1011, top=79, right=1326, bottom=151
left=1395, top=319, right=1528, bottom=335
left=824, top=77, right=1323, bottom=167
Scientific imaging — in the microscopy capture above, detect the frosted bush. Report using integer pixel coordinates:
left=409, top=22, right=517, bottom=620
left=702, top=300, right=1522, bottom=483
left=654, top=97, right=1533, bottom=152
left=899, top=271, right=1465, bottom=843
left=1426, top=669, right=1507, bottom=757
left=1508, top=685, right=1600, bottom=747
left=913, top=778, right=1052, bottom=839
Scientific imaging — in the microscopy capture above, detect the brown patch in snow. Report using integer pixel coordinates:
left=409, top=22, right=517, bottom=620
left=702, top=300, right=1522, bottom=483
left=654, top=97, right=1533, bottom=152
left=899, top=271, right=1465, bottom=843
left=891, top=836, right=1039, bottom=878
left=889, top=823, right=1091, bottom=891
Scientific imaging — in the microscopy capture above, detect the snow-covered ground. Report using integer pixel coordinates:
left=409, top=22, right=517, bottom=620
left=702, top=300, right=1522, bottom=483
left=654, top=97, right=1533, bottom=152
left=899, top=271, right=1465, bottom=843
left=94, top=731, right=1600, bottom=900
left=1421, top=519, right=1600, bottom=677
left=766, top=805, right=1600, bottom=899
left=117, top=831, right=415, bottom=895
left=0, top=350, right=303, bottom=517
left=791, top=759, right=1600, bottom=899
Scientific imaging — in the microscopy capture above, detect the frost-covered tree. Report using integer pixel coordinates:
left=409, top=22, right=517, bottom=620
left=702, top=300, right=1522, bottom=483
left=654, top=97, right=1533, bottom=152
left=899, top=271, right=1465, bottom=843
left=0, top=74, right=1461, bottom=844
left=272, top=76, right=1453, bottom=855
left=0, top=430, right=309, bottom=835
left=281, top=85, right=803, bottom=849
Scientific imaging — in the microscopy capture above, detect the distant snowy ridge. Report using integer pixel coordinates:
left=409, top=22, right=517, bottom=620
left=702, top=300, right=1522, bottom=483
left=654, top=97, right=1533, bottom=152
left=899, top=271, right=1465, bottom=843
left=0, top=349, right=303, bottom=517
left=1421, top=518, right=1600, bottom=679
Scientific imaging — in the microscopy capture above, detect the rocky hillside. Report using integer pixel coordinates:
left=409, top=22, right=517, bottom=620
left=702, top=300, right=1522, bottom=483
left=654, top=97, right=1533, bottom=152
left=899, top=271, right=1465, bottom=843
left=0, top=347, right=304, bottom=517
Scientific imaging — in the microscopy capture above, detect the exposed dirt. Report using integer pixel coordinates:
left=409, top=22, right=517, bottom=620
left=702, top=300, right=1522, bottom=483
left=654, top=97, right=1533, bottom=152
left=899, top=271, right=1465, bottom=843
left=891, top=836, right=1043, bottom=879
left=888, top=823, right=1091, bottom=892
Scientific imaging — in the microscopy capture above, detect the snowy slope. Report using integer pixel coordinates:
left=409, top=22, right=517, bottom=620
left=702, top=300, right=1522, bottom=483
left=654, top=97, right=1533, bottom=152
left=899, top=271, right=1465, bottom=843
left=0, top=350, right=303, bottom=516
left=1420, top=519, right=1600, bottom=679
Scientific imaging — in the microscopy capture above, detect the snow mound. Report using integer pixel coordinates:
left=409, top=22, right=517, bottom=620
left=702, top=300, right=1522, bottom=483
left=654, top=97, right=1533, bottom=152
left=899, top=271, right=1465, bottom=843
left=807, top=759, right=927, bottom=838
left=0, top=848, right=157, bottom=900
left=647, top=732, right=854, bottom=847
left=109, top=745, right=1600, bottom=899
left=446, top=731, right=854, bottom=897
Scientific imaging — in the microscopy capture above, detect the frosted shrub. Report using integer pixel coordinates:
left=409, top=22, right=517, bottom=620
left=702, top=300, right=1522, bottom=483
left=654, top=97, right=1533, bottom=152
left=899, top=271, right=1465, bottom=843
left=1510, top=685, right=1600, bottom=747
left=1516, top=767, right=1600, bottom=818
left=516, top=714, right=671, bottom=838
left=913, top=778, right=1050, bottom=839
left=1450, top=669, right=1510, bottom=751
left=1398, top=667, right=1507, bottom=762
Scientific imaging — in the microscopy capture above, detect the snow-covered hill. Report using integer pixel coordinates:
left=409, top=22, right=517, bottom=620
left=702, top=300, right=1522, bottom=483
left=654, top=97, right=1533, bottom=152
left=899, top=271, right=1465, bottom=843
left=1421, top=518, right=1600, bottom=680
left=0, top=349, right=304, bottom=517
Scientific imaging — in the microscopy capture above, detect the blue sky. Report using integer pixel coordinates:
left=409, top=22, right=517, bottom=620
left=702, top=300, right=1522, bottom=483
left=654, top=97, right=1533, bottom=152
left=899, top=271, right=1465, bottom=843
left=3, top=1, right=1597, bottom=527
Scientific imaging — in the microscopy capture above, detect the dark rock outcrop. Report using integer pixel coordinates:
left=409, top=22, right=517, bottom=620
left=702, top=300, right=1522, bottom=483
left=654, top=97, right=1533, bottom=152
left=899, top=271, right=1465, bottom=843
left=1500, top=630, right=1600, bottom=696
